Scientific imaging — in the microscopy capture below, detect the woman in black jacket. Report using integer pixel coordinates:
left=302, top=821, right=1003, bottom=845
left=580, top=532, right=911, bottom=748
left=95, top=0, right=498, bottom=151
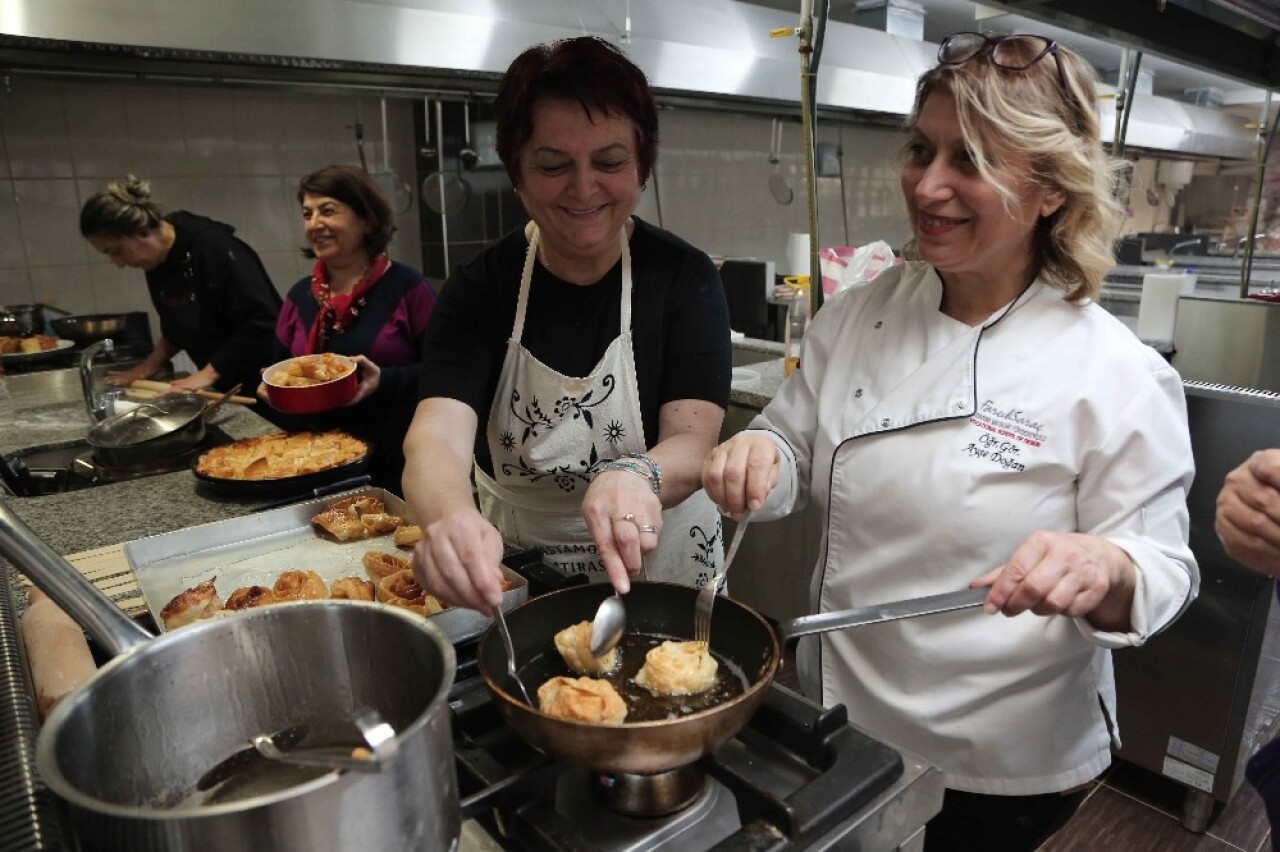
left=80, top=175, right=282, bottom=394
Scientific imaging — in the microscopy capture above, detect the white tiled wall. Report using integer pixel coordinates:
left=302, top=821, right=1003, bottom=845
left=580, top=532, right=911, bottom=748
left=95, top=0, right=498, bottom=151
left=637, top=110, right=912, bottom=275
left=0, top=78, right=423, bottom=340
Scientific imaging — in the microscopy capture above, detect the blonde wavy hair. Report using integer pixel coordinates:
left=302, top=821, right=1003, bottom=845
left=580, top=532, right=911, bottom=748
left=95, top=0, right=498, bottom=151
left=902, top=37, right=1123, bottom=302
left=79, top=175, right=166, bottom=239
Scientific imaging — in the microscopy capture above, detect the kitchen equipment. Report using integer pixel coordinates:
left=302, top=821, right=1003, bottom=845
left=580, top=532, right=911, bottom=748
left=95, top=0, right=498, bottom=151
left=251, top=708, right=397, bottom=773
left=262, top=354, right=358, bottom=414
left=479, top=581, right=989, bottom=775
left=422, top=102, right=472, bottom=217
left=191, top=445, right=372, bottom=499
left=50, top=314, right=128, bottom=345
left=480, top=581, right=779, bottom=775
left=0, top=338, right=74, bottom=363
left=130, top=379, right=257, bottom=405
left=0, top=303, right=70, bottom=336
left=0, top=498, right=461, bottom=852
left=85, top=389, right=232, bottom=469
left=588, top=590, right=624, bottom=657
left=124, top=487, right=528, bottom=643
left=693, top=513, right=751, bottom=645
left=767, top=118, right=794, bottom=206
left=492, top=606, right=532, bottom=706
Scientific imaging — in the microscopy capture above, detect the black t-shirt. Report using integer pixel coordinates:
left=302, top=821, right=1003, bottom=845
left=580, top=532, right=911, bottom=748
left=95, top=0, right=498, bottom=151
left=419, top=217, right=731, bottom=476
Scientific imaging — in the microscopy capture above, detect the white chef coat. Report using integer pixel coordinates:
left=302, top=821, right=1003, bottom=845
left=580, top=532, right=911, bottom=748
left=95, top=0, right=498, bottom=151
left=749, top=261, right=1197, bottom=795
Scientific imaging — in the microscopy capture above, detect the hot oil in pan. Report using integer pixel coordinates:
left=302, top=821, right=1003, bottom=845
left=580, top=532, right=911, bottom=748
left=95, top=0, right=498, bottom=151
left=520, top=633, right=749, bottom=722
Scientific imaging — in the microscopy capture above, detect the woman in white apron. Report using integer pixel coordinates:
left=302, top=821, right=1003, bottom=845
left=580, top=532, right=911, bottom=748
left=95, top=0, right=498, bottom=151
left=404, top=36, right=729, bottom=612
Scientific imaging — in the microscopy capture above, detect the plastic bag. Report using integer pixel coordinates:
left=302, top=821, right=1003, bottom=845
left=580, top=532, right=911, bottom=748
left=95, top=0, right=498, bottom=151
left=818, top=241, right=899, bottom=295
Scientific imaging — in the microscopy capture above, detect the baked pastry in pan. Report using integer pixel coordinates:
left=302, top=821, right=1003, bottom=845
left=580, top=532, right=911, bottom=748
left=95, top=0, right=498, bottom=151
left=195, top=431, right=367, bottom=481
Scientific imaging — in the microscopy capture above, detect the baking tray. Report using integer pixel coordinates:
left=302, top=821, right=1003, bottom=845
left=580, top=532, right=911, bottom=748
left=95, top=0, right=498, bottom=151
left=191, top=448, right=371, bottom=499
left=123, top=486, right=527, bottom=644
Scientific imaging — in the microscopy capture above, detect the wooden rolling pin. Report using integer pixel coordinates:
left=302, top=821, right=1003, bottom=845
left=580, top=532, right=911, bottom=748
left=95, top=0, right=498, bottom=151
left=130, top=379, right=256, bottom=405
left=22, top=588, right=98, bottom=719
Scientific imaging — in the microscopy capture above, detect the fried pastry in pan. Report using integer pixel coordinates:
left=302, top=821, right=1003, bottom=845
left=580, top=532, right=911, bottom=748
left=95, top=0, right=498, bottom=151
left=553, top=620, right=619, bottom=675
left=634, top=640, right=719, bottom=696
left=538, top=676, right=627, bottom=725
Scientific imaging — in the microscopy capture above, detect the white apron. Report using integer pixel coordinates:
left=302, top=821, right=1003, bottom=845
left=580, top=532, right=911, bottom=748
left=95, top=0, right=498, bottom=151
left=474, top=224, right=721, bottom=587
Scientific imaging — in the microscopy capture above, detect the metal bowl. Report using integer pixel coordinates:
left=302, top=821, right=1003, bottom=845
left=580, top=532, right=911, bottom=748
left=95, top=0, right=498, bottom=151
left=50, top=314, right=128, bottom=344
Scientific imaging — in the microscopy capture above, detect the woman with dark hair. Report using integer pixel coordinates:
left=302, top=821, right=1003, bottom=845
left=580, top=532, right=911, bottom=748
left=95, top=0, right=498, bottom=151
left=404, top=36, right=731, bottom=610
left=265, top=164, right=436, bottom=491
left=703, top=33, right=1197, bottom=851
left=79, top=175, right=281, bottom=394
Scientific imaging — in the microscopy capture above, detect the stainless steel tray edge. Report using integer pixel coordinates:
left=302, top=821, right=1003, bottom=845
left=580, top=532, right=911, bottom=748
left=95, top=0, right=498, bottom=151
left=123, top=486, right=527, bottom=642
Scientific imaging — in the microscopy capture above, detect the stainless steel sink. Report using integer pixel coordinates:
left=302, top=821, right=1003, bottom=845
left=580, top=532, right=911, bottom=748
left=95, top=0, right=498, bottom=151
left=6, top=360, right=151, bottom=410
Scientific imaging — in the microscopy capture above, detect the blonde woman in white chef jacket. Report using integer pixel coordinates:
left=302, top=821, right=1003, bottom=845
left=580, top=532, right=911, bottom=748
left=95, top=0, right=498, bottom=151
left=703, top=33, right=1197, bottom=852
left=404, top=37, right=731, bottom=612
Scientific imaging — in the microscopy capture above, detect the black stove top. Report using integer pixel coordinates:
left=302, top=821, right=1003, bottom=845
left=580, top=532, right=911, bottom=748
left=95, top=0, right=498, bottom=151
left=449, top=643, right=904, bottom=851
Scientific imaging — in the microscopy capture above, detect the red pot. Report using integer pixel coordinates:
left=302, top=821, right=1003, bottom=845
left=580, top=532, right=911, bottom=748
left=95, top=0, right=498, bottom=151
left=263, top=354, right=358, bottom=414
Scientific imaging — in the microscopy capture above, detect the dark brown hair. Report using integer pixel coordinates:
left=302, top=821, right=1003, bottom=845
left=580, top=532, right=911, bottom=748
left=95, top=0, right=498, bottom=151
left=79, top=175, right=165, bottom=238
left=297, top=164, right=395, bottom=258
left=494, top=36, right=659, bottom=187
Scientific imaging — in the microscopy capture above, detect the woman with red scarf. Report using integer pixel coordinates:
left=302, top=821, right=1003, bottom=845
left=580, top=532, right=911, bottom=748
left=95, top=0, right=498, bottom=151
left=265, top=164, right=436, bottom=491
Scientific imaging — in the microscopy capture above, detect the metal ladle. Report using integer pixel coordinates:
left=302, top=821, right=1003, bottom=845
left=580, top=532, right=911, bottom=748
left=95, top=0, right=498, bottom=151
left=250, top=708, right=397, bottom=774
left=768, top=118, right=794, bottom=206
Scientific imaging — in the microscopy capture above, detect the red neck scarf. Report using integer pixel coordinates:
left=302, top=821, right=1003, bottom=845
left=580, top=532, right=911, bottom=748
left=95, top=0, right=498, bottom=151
left=305, top=252, right=391, bottom=354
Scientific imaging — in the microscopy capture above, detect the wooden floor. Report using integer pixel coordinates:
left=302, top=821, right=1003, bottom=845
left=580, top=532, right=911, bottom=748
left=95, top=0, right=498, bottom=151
left=1039, top=760, right=1272, bottom=852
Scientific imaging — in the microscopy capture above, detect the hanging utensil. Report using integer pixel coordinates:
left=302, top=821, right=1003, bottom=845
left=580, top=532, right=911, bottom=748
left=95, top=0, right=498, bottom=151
left=422, top=101, right=472, bottom=217
left=768, top=118, right=794, bottom=206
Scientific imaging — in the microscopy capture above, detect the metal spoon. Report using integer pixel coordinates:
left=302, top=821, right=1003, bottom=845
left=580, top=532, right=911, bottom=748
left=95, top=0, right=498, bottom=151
left=589, top=591, right=625, bottom=658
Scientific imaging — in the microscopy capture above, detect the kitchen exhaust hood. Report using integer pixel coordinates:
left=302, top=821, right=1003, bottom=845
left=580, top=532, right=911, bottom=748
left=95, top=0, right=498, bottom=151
left=0, top=0, right=1256, bottom=158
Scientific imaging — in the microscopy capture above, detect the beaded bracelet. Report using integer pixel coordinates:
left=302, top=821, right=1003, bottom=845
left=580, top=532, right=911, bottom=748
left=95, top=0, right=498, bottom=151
left=620, top=452, right=662, bottom=497
left=598, top=458, right=661, bottom=497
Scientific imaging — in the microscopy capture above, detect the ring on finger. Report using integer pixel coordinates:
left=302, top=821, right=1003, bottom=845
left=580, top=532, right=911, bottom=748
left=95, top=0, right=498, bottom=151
left=617, top=513, right=658, bottom=534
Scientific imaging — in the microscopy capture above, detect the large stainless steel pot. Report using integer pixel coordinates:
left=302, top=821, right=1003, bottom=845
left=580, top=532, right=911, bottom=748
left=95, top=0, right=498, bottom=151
left=86, top=393, right=214, bottom=468
left=0, top=500, right=461, bottom=852
left=50, top=313, right=127, bottom=344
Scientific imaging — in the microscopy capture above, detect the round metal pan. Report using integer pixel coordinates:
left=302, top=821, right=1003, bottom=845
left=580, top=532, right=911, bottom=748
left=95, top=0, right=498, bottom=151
left=50, top=313, right=128, bottom=344
left=192, top=453, right=372, bottom=499
left=477, top=581, right=780, bottom=775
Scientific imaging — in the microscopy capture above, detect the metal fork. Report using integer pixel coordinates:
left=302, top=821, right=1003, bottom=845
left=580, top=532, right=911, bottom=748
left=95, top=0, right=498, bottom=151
left=693, top=514, right=751, bottom=647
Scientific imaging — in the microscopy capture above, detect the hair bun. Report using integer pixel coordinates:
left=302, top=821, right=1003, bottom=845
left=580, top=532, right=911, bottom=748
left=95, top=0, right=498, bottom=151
left=110, top=175, right=152, bottom=206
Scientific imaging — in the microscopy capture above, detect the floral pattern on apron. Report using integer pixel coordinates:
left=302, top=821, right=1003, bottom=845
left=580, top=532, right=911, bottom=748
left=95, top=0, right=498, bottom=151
left=474, top=223, right=722, bottom=586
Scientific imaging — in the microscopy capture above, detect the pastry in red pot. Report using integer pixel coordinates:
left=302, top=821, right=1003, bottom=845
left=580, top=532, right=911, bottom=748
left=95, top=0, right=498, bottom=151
left=263, top=352, right=358, bottom=414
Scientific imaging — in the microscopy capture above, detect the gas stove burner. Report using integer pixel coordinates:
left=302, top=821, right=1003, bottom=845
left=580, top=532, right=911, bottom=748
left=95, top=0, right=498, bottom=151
left=590, top=765, right=706, bottom=817
left=586, top=762, right=706, bottom=818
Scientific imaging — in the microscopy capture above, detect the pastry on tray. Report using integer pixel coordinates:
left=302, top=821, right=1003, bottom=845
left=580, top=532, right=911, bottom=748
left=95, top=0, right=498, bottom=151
left=393, top=524, right=423, bottom=548
left=375, top=568, right=445, bottom=616
left=330, top=576, right=375, bottom=601
left=312, top=495, right=405, bottom=542
left=363, top=550, right=411, bottom=582
left=223, top=585, right=278, bottom=611
left=273, top=570, right=327, bottom=602
left=159, top=579, right=223, bottom=630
